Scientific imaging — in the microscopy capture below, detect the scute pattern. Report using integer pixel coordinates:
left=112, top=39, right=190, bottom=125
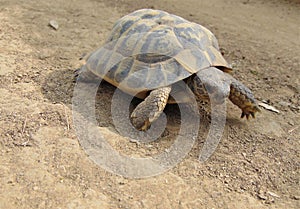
left=85, top=9, right=231, bottom=97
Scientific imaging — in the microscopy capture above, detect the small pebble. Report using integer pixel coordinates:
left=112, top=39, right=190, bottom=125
left=258, top=194, right=267, bottom=200
left=293, top=195, right=300, bottom=200
left=267, top=191, right=280, bottom=198
left=49, top=20, right=59, bottom=30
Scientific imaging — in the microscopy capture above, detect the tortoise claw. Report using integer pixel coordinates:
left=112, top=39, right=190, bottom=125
left=241, top=112, right=245, bottom=118
left=240, top=110, right=257, bottom=120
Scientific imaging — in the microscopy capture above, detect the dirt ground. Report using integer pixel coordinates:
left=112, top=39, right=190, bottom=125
left=0, top=0, right=299, bottom=208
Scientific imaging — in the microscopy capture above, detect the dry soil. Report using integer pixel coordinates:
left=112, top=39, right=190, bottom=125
left=0, top=0, right=299, bottom=208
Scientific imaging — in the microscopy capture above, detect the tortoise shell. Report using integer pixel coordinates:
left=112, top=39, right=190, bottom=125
left=84, top=9, right=232, bottom=99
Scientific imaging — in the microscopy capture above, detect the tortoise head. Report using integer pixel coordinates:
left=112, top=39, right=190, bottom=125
left=189, top=67, right=231, bottom=104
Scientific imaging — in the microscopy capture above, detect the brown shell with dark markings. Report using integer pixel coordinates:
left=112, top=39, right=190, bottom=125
left=84, top=9, right=232, bottom=101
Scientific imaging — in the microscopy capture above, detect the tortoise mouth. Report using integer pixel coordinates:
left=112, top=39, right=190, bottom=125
left=135, top=53, right=172, bottom=63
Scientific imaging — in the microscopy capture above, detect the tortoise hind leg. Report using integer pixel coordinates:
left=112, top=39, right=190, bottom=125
left=229, top=80, right=261, bottom=119
left=130, top=86, right=172, bottom=131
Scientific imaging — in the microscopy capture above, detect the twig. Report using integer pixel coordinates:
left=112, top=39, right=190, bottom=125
left=21, top=140, right=30, bottom=147
left=13, top=140, right=31, bottom=147
left=258, top=102, right=280, bottom=113
left=60, top=103, right=70, bottom=131
left=288, top=126, right=299, bottom=134
left=21, top=116, right=27, bottom=136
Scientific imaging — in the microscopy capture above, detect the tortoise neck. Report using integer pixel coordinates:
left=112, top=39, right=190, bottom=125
left=185, top=75, right=209, bottom=101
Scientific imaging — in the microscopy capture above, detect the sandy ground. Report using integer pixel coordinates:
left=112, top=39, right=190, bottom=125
left=0, top=0, right=299, bottom=208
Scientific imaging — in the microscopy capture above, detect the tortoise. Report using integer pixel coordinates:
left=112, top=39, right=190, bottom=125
left=77, top=9, right=260, bottom=131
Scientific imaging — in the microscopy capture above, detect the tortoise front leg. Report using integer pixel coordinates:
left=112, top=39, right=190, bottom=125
left=229, top=81, right=261, bottom=119
left=130, top=86, right=171, bottom=131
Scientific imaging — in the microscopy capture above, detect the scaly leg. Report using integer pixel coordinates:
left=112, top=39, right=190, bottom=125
left=229, top=80, right=260, bottom=119
left=130, top=86, right=171, bottom=131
